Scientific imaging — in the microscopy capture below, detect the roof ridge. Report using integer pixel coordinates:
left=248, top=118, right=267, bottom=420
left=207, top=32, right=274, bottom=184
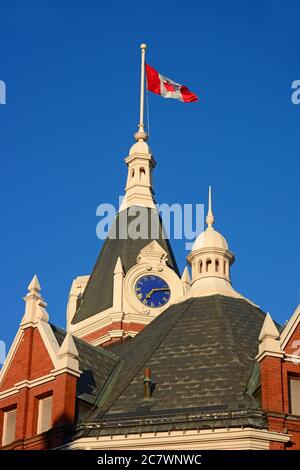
left=212, top=296, right=264, bottom=399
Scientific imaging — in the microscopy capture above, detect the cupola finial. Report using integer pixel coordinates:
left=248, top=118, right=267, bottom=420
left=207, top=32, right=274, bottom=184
left=206, top=186, right=215, bottom=229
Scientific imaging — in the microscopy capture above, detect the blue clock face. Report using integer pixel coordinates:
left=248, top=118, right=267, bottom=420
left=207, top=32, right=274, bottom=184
left=135, top=275, right=170, bottom=308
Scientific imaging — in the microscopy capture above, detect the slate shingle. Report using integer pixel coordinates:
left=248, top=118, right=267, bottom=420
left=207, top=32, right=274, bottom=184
left=75, top=295, right=268, bottom=435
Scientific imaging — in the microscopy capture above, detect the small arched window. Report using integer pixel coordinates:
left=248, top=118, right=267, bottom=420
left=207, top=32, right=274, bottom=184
left=215, top=259, right=219, bottom=272
left=199, top=260, right=203, bottom=274
left=131, top=169, right=135, bottom=179
left=223, top=260, right=226, bottom=275
left=140, top=167, right=146, bottom=183
left=206, top=259, right=212, bottom=272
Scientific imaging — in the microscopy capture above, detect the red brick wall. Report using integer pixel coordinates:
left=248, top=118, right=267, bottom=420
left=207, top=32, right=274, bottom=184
left=0, top=329, right=54, bottom=392
left=260, top=333, right=300, bottom=449
left=260, top=356, right=283, bottom=413
left=285, top=324, right=300, bottom=355
left=0, top=326, right=77, bottom=450
left=82, top=321, right=145, bottom=347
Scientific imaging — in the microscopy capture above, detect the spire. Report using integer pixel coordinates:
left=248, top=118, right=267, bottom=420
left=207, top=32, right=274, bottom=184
left=113, top=256, right=124, bottom=312
left=119, top=44, right=156, bottom=211
left=206, top=186, right=215, bottom=229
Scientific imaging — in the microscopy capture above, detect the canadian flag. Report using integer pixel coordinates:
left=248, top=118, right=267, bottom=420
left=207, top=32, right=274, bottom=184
left=146, top=64, right=198, bottom=103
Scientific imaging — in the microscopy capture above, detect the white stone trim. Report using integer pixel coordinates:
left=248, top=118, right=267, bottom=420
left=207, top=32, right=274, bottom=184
left=61, top=427, right=290, bottom=450
left=0, top=388, right=19, bottom=400
left=15, top=375, right=55, bottom=389
left=256, top=351, right=284, bottom=362
left=37, top=321, right=61, bottom=369
left=51, top=368, right=81, bottom=378
left=88, top=330, right=125, bottom=347
left=0, top=374, right=56, bottom=400
left=69, top=307, right=115, bottom=338
left=124, top=330, right=139, bottom=338
left=123, top=313, right=157, bottom=325
left=108, top=330, right=125, bottom=339
left=66, top=275, right=90, bottom=328
left=0, top=329, right=24, bottom=388
left=280, top=304, right=300, bottom=350
left=185, top=279, right=258, bottom=307
left=284, top=354, right=300, bottom=364
left=88, top=334, right=111, bottom=347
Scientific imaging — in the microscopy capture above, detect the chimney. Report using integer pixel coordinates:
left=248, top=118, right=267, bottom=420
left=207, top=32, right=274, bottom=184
left=143, top=368, right=151, bottom=399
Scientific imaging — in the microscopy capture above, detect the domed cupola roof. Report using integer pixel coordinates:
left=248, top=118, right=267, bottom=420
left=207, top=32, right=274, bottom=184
left=192, top=227, right=228, bottom=251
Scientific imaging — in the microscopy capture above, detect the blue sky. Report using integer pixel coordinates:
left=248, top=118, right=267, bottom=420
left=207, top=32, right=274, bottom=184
left=1, top=0, right=300, bottom=352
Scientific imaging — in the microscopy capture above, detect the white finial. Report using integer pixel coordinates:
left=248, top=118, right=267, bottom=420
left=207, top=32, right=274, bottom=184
left=21, top=274, right=49, bottom=326
left=206, top=186, right=215, bottom=229
left=28, top=274, right=41, bottom=294
left=258, top=313, right=280, bottom=342
left=114, top=256, right=124, bottom=275
left=181, top=266, right=191, bottom=284
left=181, top=267, right=191, bottom=295
left=257, top=312, right=283, bottom=361
left=57, top=331, right=80, bottom=376
left=58, top=332, right=79, bottom=359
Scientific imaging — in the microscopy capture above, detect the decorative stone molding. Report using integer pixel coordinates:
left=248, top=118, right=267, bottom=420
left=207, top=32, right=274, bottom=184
left=62, top=427, right=290, bottom=450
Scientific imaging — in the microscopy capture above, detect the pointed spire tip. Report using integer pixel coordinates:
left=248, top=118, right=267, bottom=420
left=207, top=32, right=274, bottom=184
left=206, top=185, right=215, bottom=229
left=114, top=256, right=124, bottom=275
left=181, top=266, right=191, bottom=283
left=59, top=331, right=79, bottom=359
left=28, top=274, right=41, bottom=293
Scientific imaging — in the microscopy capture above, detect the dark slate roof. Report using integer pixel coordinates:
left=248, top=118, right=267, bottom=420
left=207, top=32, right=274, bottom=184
left=50, top=325, right=119, bottom=405
left=74, top=295, right=268, bottom=436
left=72, top=207, right=178, bottom=324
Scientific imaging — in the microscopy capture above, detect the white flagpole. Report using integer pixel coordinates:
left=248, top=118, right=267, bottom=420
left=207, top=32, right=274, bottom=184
left=135, top=43, right=148, bottom=140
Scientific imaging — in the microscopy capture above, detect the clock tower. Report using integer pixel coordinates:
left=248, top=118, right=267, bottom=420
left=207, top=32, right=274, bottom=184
left=67, top=48, right=184, bottom=346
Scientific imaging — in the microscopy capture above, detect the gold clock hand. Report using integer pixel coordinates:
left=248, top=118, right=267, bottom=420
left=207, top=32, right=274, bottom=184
left=149, top=287, right=170, bottom=293
left=145, top=289, right=154, bottom=299
left=145, top=287, right=170, bottom=299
